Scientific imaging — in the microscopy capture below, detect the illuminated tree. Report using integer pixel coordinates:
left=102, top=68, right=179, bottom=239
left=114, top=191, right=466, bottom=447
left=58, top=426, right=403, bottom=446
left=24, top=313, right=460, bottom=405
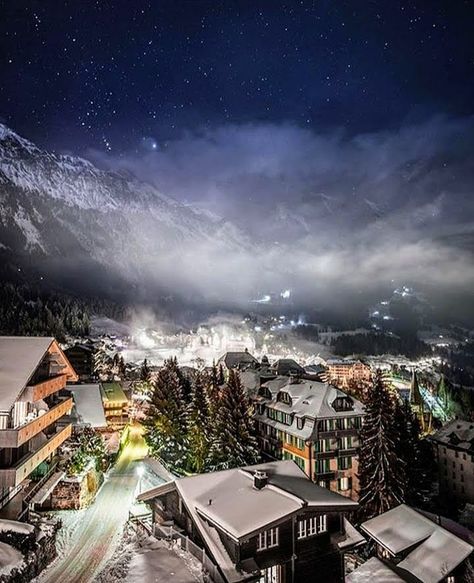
left=207, top=369, right=259, bottom=471
left=188, top=370, right=211, bottom=473
left=145, top=358, right=188, bottom=470
left=358, top=370, right=405, bottom=520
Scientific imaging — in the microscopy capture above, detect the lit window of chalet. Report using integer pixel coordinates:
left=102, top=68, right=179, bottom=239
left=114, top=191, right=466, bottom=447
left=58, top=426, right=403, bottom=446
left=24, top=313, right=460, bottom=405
left=257, top=527, right=279, bottom=551
left=297, top=515, right=327, bottom=539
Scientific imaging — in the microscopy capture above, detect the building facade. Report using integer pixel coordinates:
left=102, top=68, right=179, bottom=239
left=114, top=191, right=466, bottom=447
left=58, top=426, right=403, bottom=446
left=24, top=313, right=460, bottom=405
left=323, top=359, right=372, bottom=389
left=0, top=337, right=77, bottom=511
left=138, top=460, right=362, bottom=583
left=101, top=382, right=129, bottom=428
left=253, top=377, right=364, bottom=500
left=431, top=420, right=474, bottom=506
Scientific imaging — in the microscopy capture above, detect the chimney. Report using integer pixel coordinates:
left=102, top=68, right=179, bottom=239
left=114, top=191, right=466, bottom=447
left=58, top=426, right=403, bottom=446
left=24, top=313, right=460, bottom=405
left=254, top=470, right=268, bottom=490
left=208, top=499, right=212, bottom=506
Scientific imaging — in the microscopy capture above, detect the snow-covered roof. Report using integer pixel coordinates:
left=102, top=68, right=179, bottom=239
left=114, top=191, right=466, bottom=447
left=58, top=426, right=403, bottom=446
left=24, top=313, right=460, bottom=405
left=140, top=460, right=357, bottom=540
left=255, top=377, right=364, bottom=439
left=139, top=460, right=357, bottom=583
left=398, top=527, right=473, bottom=583
left=346, top=557, right=404, bottom=582
left=431, top=419, right=474, bottom=452
left=68, top=384, right=107, bottom=428
left=0, top=336, right=77, bottom=412
left=218, top=351, right=258, bottom=369
left=361, top=505, right=473, bottom=583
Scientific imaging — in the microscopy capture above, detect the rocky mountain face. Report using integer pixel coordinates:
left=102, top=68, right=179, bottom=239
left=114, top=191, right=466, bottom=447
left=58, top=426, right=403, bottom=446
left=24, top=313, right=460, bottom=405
left=0, top=124, right=251, bottom=299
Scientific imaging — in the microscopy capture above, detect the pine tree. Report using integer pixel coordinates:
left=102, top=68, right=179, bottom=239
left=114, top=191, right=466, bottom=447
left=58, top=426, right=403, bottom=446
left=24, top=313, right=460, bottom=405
left=207, top=369, right=259, bottom=471
left=140, top=358, right=151, bottom=382
left=145, top=358, right=188, bottom=471
left=358, top=370, right=406, bottom=520
left=188, top=370, right=211, bottom=473
left=393, top=397, right=431, bottom=507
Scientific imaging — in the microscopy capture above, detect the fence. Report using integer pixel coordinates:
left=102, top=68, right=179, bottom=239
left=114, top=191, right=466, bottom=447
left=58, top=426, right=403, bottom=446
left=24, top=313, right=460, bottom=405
left=154, top=524, right=225, bottom=583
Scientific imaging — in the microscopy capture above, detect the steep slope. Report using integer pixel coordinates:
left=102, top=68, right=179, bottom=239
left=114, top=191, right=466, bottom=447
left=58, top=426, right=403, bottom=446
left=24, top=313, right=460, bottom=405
left=0, top=124, right=252, bottom=299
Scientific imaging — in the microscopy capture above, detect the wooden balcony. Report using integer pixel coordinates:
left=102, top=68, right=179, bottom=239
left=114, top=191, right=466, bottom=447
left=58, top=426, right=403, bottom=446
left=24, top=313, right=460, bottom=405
left=29, top=374, right=68, bottom=401
left=0, top=424, right=72, bottom=489
left=0, top=398, right=73, bottom=448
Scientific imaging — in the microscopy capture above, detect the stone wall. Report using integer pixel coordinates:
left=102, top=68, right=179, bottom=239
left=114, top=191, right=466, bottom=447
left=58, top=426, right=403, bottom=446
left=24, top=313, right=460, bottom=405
left=50, top=466, right=104, bottom=510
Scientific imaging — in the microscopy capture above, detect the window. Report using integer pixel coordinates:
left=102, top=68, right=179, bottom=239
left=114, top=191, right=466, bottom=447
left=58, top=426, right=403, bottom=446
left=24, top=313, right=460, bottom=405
left=338, top=477, right=351, bottom=491
left=297, top=515, right=327, bottom=539
left=338, top=456, right=352, bottom=470
left=296, top=417, right=305, bottom=430
left=339, top=436, right=352, bottom=450
left=277, top=391, right=292, bottom=405
left=259, top=565, right=280, bottom=583
left=257, top=527, right=279, bottom=551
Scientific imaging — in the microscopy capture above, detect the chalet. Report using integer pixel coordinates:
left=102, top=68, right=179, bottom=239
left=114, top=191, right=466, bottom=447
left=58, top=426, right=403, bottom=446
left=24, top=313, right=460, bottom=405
left=352, top=504, right=474, bottom=582
left=270, top=359, right=305, bottom=377
left=218, top=350, right=260, bottom=374
left=253, top=377, right=364, bottom=500
left=0, top=337, right=77, bottom=512
left=138, top=460, right=363, bottom=583
left=64, top=343, right=95, bottom=382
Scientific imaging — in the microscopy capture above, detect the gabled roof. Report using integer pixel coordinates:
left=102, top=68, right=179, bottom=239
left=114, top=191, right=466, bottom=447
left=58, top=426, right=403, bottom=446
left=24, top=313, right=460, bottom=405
left=140, top=460, right=357, bottom=540
left=361, top=504, right=473, bottom=583
left=0, top=336, right=77, bottom=412
left=271, top=359, right=305, bottom=375
left=139, top=460, right=357, bottom=583
left=218, top=351, right=258, bottom=370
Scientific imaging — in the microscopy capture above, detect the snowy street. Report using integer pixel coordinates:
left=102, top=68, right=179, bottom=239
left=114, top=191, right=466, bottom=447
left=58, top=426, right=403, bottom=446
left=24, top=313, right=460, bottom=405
left=35, top=425, right=148, bottom=583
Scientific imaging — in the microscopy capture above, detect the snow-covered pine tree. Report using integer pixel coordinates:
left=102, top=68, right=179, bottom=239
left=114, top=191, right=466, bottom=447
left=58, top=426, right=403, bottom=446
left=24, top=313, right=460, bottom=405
left=358, top=370, right=406, bottom=521
left=393, top=397, right=432, bottom=507
left=187, top=370, right=211, bottom=473
left=145, top=358, right=188, bottom=471
left=207, top=361, right=223, bottom=417
left=207, top=369, right=259, bottom=471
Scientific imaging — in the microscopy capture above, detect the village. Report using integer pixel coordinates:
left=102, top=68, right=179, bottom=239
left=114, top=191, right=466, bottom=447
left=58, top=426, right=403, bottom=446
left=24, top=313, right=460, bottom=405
left=0, top=332, right=471, bottom=583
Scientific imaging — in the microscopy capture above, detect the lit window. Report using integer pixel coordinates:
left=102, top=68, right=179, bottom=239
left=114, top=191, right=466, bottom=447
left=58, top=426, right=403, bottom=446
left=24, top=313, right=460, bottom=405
left=297, top=515, right=327, bottom=539
left=257, top=527, right=279, bottom=551
left=259, top=565, right=280, bottom=583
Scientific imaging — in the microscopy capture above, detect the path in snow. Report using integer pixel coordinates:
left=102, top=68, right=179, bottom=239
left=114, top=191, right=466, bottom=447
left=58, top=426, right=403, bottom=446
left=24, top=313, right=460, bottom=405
left=36, top=424, right=148, bottom=583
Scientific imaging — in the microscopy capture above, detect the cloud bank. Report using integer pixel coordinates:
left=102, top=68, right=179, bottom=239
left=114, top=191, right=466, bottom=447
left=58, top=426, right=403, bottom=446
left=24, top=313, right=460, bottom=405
left=89, top=116, right=474, bottom=316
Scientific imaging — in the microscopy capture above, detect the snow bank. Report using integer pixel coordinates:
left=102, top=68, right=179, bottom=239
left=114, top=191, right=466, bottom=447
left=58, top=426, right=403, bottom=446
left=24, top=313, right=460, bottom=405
left=0, top=519, right=34, bottom=535
left=0, top=541, right=24, bottom=576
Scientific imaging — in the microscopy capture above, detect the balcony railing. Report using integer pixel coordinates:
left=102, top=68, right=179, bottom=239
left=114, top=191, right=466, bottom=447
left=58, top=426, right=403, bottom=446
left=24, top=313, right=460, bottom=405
left=0, top=424, right=72, bottom=489
left=0, top=398, right=73, bottom=448
left=29, top=374, right=68, bottom=401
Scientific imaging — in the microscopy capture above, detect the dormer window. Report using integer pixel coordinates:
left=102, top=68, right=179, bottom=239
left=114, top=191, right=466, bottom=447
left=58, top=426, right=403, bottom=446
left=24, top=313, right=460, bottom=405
left=296, top=417, right=305, bottom=430
left=259, top=387, right=272, bottom=400
left=332, top=397, right=354, bottom=412
left=277, top=391, right=292, bottom=406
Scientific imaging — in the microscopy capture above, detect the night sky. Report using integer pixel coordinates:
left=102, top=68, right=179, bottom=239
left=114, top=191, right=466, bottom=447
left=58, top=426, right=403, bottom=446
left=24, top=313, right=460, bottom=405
left=1, top=1, right=473, bottom=154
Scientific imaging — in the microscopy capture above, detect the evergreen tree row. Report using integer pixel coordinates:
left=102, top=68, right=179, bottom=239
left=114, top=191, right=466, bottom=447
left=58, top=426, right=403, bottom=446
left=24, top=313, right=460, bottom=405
left=144, top=358, right=259, bottom=474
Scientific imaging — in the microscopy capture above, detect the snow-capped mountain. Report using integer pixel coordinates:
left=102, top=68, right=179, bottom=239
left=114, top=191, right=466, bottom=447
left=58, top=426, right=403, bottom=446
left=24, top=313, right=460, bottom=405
left=0, top=124, right=252, bottom=294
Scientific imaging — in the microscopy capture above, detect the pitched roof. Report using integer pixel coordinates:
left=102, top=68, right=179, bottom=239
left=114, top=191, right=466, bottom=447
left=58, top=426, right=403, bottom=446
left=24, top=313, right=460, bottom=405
left=101, top=381, right=128, bottom=403
left=271, top=359, right=305, bottom=375
left=140, top=460, right=357, bottom=540
left=0, top=336, right=74, bottom=411
left=218, top=351, right=258, bottom=370
left=361, top=505, right=473, bottom=583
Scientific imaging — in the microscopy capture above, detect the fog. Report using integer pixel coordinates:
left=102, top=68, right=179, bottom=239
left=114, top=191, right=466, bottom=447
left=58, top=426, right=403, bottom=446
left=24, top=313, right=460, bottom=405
left=87, top=115, right=474, bottom=321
